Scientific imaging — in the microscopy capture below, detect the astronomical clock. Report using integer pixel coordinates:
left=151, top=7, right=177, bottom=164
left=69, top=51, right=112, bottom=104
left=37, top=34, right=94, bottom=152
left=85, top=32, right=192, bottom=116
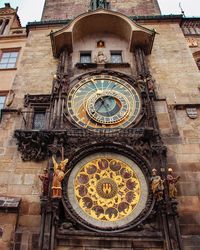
left=58, top=70, right=154, bottom=233
left=13, top=2, right=183, bottom=249
left=67, top=74, right=141, bottom=130
left=65, top=152, right=149, bottom=232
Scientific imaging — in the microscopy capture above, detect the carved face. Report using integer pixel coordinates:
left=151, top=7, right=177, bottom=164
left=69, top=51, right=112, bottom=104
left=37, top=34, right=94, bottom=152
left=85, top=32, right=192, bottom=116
left=67, top=75, right=141, bottom=130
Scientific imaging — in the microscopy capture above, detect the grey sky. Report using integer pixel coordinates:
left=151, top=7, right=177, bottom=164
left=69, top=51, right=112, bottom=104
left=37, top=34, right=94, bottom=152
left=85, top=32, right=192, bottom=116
left=0, top=0, right=199, bottom=26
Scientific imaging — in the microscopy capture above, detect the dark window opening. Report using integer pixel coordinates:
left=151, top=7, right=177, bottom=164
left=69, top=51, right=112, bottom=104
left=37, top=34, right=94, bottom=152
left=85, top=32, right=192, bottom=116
left=111, top=51, right=123, bottom=63
left=32, top=110, right=46, bottom=130
left=0, top=95, right=6, bottom=118
left=80, top=52, right=92, bottom=63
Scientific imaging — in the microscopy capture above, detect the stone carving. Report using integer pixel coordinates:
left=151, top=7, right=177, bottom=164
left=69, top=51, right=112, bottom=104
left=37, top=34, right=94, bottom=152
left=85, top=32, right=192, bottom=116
left=59, top=222, right=74, bottom=231
left=186, top=108, right=198, bottom=119
left=14, top=131, right=54, bottom=161
left=151, top=169, right=164, bottom=201
left=24, top=94, right=51, bottom=107
left=136, top=74, right=155, bottom=97
left=38, top=168, right=50, bottom=196
left=146, top=75, right=155, bottom=96
left=94, top=51, right=108, bottom=64
left=6, top=90, right=15, bottom=107
left=52, top=157, right=68, bottom=198
left=53, top=73, right=69, bottom=93
left=90, top=0, right=108, bottom=10
left=98, top=0, right=106, bottom=8
left=167, top=168, right=180, bottom=199
left=187, top=37, right=198, bottom=47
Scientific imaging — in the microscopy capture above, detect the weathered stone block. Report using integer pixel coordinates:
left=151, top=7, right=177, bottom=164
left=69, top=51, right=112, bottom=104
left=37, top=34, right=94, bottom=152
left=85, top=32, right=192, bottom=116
left=178, top=196, right=200, bottom=213
left=7, top=185, right=33, bottom=196
left=0, top=173, right=9, bottom=185
left=9, top=174, right=23, bottom=185
left=28, top=202, right=40, bottom=215
left=178, top=181, right=200, bottom=196
left=18, top=215, right=40, bottom=227
left=24, top=174, right=35, bottom=185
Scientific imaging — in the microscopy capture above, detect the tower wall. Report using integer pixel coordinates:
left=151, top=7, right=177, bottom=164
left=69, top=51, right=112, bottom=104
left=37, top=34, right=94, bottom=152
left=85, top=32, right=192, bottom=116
left=42, top=0, right=161, bottom=20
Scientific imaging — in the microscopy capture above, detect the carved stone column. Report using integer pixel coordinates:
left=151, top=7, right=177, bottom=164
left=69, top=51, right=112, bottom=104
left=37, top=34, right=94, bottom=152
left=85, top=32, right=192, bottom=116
left=134, top=47, right=148, bottom=77
left=0, top=19, right=8, bottom=35
left=51, top=49, right=70, bottom=129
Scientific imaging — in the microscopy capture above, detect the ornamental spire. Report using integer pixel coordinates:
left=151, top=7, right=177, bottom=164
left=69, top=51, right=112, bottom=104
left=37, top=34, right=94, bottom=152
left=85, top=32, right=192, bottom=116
left=90, top=0, right=109, bottom=11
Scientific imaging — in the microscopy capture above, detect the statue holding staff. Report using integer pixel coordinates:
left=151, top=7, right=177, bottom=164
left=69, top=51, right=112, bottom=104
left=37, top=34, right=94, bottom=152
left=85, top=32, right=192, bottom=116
left=52, top=156, right=68, bottom=198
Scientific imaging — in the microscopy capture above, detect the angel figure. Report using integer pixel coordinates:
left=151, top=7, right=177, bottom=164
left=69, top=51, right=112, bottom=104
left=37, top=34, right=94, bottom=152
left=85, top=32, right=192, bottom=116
left=151, top=168, right=164, bottom=201
left=52, top=156, right=68, bottom=198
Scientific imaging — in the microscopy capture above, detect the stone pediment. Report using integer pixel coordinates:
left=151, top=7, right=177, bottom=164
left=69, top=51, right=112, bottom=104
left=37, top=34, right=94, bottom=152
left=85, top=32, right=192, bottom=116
left=50, top=9, right=156, bottom=57
left=0, top=7, right=16, bottom=16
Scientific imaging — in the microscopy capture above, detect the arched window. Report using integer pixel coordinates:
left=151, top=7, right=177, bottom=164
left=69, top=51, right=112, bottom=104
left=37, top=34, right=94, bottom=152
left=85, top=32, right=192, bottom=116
left=0, top=19, right=9, bottom=35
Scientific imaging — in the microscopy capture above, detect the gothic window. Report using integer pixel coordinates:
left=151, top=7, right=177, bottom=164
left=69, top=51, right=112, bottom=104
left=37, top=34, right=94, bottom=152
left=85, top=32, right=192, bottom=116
left=0, top=19, right=9, bottom=35
left=0, top=50, right=19, bottom=69
left=80, top=52, right=92, bottom=63
left=32, top=110, right=46, bottom=130
left=111, top=51, right=123, bottom=63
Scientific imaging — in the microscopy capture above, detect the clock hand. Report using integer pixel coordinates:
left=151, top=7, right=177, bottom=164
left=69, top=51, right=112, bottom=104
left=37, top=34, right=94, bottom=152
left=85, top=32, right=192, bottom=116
left=111, top=84, right=116, bottom=90
left=90, top=79, right=99, bottom=91
left=96, top=97, right=105, bottom=112
left=102, top=101, right=112, bottom=117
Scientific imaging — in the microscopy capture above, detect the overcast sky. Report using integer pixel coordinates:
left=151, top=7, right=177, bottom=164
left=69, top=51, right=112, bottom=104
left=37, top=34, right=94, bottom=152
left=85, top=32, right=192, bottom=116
left=0, top=0, right=199, bottom=26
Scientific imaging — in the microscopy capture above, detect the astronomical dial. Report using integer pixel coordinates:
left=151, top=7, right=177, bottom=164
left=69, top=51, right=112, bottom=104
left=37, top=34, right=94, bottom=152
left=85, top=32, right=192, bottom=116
left=86, top=90, right=129, bottom=124
left=67, top=75, right=141, bottom=130
left=67, top=152, right=148, bottom=230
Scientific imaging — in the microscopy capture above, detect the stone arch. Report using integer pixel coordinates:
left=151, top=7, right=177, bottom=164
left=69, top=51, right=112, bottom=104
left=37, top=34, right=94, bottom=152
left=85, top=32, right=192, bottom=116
left=51, top=9, right=156, bottom=57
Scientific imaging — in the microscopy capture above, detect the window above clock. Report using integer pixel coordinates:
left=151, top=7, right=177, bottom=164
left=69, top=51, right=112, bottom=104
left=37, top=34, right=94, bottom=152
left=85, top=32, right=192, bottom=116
left=80, top=51, right=92, bottom=63
left=111, top=51, right=123, bottom=63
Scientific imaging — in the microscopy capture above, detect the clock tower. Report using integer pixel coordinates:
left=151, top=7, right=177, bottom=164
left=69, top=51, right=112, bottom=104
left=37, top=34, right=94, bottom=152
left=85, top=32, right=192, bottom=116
left=6, top=0, right=199, bottom=249
left=26, top=1, right=181, bottom=247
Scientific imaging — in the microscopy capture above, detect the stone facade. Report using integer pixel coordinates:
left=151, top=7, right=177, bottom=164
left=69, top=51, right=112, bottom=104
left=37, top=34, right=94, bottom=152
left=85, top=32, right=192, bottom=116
left=0, top=1, right=200, bottom=250
left=42, top=0, right=161, bottom=20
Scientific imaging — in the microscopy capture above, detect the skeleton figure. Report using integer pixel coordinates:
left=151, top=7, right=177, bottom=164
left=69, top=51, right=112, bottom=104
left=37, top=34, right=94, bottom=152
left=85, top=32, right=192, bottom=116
left=52, top=156, right=68, bottom=198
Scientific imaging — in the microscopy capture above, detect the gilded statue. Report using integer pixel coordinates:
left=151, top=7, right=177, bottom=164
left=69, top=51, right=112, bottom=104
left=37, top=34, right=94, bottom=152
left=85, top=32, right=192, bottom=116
left=94, top=51, right=108, bottom=64
left=52, top=156, right=68, bottom=198
left=167, top=168, right=180, bottom=199
left=38, top=168, right=50, bottom=196
left=151, top=168, right=164, bottom=201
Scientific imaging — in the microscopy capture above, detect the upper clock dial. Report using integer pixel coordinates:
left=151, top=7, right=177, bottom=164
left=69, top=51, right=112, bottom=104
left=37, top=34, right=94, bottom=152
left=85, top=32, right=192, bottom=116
left=67, top=75, right=141, bottom=130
